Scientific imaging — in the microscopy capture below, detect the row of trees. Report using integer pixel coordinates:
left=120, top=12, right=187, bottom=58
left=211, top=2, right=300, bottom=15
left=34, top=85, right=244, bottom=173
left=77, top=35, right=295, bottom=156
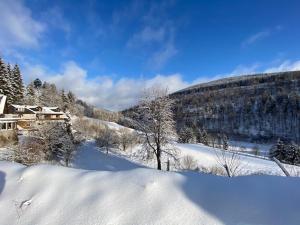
left=24, top=78, right=78, bottom=113
left=0, top=57, right=24, bottom=104
left=178, top=125, right=229, bottom=150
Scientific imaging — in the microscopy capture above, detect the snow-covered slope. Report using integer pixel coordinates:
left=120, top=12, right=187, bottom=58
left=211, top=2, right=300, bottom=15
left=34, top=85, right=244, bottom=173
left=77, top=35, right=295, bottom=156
left=177, top=143, right=300, bottom=176
left=1, top=160, right=300, bottom=225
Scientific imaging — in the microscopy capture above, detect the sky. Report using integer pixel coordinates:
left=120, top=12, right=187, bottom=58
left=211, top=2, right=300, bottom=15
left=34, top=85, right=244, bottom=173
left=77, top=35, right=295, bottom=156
left=1, top=0, right=300, bottom=111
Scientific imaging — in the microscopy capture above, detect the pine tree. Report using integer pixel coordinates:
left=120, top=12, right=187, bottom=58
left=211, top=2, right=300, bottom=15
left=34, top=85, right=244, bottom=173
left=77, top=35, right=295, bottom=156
left=33, top=78, right=42, bottom=89
left=0, top=57, right=8, bottom=95
left=61, top=89, right=69, bottom=111
left=24, top=83, right=36, bottom=105
left=222, top=133, right=229, bottom=150
left=67, top=91, right=76, bottom=104
left=12, top=64, right=24, bottom=103
left=6, top=63, right=15, bottom=104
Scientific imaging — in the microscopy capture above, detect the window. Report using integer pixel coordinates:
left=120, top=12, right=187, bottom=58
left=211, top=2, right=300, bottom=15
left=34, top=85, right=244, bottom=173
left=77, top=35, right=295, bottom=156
left=1, top=123, right=6, bottom=130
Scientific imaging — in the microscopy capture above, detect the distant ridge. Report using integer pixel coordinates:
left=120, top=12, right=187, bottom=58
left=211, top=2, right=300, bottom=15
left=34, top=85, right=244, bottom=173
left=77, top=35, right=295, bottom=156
left=174, top=70, right=300, bottom=94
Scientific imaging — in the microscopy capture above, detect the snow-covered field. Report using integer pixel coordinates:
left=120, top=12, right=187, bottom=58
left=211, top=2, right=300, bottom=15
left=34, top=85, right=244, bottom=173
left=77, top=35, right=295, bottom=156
left=176, top=143, right=300, bottom=176
left=1, top=120, right=300, bottom=225
left=1, top=158, right=300, bottom=225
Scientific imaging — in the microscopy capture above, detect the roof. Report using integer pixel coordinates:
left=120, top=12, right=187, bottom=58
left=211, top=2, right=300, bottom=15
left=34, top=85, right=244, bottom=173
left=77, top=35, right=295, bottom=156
left=10, top=104, right=39, bottom=109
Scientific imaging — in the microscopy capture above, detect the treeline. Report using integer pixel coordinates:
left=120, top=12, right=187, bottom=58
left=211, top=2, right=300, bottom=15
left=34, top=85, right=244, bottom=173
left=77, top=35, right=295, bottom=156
left=0, top=57, right=24, bottom=104
left=171, top=70, right=300, bottom=143
left=24, top=78, right=81, bottom=114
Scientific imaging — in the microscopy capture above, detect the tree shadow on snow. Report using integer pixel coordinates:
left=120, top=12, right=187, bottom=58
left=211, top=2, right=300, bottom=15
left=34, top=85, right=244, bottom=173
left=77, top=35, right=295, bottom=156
left=72, top=141, right=145, bottom=171
left=179, top=172, right=300, bottom=225
left=0, top=171, right=6, bottom=195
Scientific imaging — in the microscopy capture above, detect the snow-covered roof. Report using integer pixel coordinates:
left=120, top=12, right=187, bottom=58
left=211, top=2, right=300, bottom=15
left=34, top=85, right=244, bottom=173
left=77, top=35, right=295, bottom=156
left=0, top=95, right=7, bottom=114
left=41, top=107, right=64, bottom=114
left=10, top=104, right=39, bottom=109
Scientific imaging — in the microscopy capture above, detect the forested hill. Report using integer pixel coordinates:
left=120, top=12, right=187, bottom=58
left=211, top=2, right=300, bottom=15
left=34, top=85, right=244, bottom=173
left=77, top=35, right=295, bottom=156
left=171, top=70, right=300, bottom=143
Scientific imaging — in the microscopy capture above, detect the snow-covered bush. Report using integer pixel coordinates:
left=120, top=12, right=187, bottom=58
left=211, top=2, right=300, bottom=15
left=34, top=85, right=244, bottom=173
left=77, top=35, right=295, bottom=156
left=29, top=121, right=76, bottom=166
left=0, top=131, right=18, bottom=147
left=14, top=138, right=46, bottom=166
left=270, top=139, right=300, bottom=165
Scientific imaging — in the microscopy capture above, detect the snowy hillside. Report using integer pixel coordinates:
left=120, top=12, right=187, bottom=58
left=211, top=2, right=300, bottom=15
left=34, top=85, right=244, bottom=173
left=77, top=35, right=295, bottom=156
left=1, top=160, right=300, bottom=225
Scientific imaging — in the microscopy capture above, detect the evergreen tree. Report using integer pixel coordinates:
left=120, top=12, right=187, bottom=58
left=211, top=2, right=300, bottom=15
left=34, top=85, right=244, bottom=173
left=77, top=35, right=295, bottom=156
left=33, top=78, right=42, bottom=89
left=0, top=57, right=8, bottom=95
left=6, top=63, right=16, bottom=104
left=61, top=89, right=69, bottom=111
left=222, top=133, right=229, bottom=150
left=67, top=91, right=76, bottom=104
left=12, top=64, right=24, bottom=103
left=24, top=83, right=36, bottom=105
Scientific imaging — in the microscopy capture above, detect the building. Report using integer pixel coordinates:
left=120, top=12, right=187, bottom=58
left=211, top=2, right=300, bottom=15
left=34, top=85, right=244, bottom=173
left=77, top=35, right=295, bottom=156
left=0, top=94, right=67, bottom=132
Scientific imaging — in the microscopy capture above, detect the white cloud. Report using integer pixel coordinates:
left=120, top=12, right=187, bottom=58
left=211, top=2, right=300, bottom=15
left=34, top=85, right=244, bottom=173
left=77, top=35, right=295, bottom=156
left=22, top=61, right=188, bottom=111
left=264, top=60, right=300, bottom=73
left=241, top=26, right=283, bottom=48
left=149, top=41, right=178, bottom=70
left=0, top=0, right=45, bottom=48
left=22, top=58, right=300, bottom=111
left=242, top=31, right=270, bottom=47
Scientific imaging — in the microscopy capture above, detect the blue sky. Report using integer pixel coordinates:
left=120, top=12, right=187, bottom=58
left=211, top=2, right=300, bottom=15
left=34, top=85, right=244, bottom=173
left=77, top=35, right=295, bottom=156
left=1, top=0, right=300, bottom=110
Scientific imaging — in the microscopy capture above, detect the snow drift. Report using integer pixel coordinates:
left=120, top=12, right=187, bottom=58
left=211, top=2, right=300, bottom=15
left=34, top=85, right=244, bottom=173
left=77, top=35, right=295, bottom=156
left=0, top=161, right=300, bottom=225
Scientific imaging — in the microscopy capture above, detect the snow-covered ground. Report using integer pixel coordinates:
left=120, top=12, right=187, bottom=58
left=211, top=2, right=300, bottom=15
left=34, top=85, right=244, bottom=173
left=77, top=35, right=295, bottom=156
left=73, top=140, right=300, bottom=176
left=228, top=140, right=272, bottom=157
left=1, top=120, right=300, bottom=224
left=1, top=158, right=300, bottom=225
left=176, top=143, right=300, bottom=176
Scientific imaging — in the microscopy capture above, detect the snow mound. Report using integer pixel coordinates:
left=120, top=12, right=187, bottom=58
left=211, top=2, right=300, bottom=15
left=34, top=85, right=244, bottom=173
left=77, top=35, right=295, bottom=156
left=1, top=160, right=300, bottom=225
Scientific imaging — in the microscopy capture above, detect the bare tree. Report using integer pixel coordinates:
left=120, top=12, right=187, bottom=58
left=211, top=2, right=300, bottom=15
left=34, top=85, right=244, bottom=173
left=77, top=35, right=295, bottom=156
left=215, top=149, right=242, bottom=177
left=134, top=87, right=178, bottom=170
left=118, top=128, right=137, bottom=151
left=181, top=155, right=198, bottom=170
left=96, top=125, right=119, bottom=154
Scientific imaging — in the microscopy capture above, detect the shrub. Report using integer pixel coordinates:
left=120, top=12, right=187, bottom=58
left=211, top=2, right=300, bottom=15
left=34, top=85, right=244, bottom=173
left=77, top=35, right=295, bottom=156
left=181, top=155, right=198, bottom=170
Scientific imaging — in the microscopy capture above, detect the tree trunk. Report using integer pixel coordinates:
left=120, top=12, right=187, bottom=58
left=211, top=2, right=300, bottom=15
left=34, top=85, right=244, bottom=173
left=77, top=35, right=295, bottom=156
left=156, top=149, right=162, bottom=170
left=157, top=156, right=161, bottom=170
left=167, top=159, right=170, bottom=171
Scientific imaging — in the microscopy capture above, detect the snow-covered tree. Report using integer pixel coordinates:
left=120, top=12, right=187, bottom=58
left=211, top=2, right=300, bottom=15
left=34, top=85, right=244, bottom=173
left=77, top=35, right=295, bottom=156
left=30, top=122, right=75, bottom=166
left=222, top=133, right=229, bottom=150
left=96, top=125, right=119, bottom=154
left=133, top=87, right=178, bottom=170
left=11, top=64, right=24, bottom=103
left=6, top=63, right=15, bottom=104
left=178, top=126, right=195, bottom=143
left=270, top=139, right=300, bottom=165
left=24, top=83, right=36, bottom=105
left=119, top=128, right=137, bottom=151
left=0, top=58, right=13, bottom=103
